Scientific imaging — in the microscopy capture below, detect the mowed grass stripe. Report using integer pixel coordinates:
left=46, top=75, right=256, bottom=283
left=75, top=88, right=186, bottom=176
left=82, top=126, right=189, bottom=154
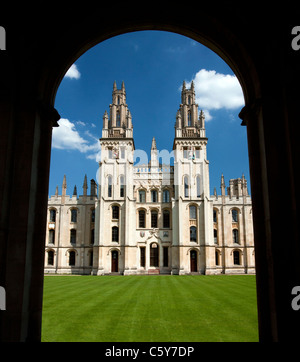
left=41, top=275, right=258, bottom=342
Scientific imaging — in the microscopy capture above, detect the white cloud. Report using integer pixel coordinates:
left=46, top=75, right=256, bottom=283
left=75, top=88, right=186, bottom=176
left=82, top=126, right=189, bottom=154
left=52, top=119, right=100, bottom=158
left=65, top=64, right=81, bottom=80
left=186, top=69, right=244, bottom=120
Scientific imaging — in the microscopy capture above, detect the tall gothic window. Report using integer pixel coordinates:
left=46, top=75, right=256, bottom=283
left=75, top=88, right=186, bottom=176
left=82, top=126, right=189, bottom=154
left=139, top=190, right=146, bottom=203
left=184, top=176, right=189, bottom=197
left=49, top=209, right=56, bottom=222
left=69, top=251, right=75, bottom=266
left=190, top=226, right=197, bottom=242
left=47, top=250, right=54, bottom=265
left=151, top=210, right=158, bottom=228
left=116, top=111, right=120, bottom=127
left=120, top=175, right=125, bottom=197
left=151, top=190, right=158, bottom=202
left=188, top=111, right=191, bottom=126
left=139, top=210, right=145, bottom=228
left=112, top=205, right=119, bottom=219
left=71, top=209, right=77, bottom=223
left=233, top=229, right=239, bottom=244
left=163, top=189, right=170, bottom=202
left=49, top=229, right=55, bottom=244
left=196, top=176, right=201, bottom=198
left=112, top=226, right=119, bottom=242
left=189, top=205, right=197, bottom=220
left=232, top=209, right=238, bottom=222
left=70, top=229, right=76, bottom=245
left=163, top=210, right=170, bottom=228
left=233, top=250, right=240, bottom=265
left=108, top=176, right=112, bottom=197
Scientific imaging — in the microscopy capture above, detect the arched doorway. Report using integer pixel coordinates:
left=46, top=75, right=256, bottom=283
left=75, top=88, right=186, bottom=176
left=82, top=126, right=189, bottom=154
left=1, top=6, right=299, bottom=342
left=111, top=250, right=119, bottom=273
left=190, top=250, right=197, bottom=273
left=150, top=243, right=159, bottom=268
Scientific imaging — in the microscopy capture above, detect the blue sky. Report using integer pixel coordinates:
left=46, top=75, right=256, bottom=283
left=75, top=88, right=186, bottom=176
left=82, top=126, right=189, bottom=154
left=50, top=30, right=249, bottom=197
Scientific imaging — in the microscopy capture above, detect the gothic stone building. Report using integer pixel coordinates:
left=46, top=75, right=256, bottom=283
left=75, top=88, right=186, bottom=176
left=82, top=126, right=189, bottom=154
left=45, top=82, right=255, bottom=275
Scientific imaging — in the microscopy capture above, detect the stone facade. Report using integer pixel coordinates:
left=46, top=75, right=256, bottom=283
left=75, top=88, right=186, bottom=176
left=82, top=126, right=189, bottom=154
left=44, top=82, right=255, bottom=275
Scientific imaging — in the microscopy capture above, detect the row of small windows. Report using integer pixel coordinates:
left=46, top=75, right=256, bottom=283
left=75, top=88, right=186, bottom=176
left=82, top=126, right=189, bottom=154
left=138, top=210, right=170, bottom=228
left=48, top=228, right=94, bottom=245
left=215, top=250, right=242, bottom=266
left=213, top=228, right=240, bottom=244
left=138, top=189, right=170, bottom=203
left=213, top=208, right=239, bottom=223
left=49, top=208, right=95, bottom=223
left=184, top=176, right=202, bottom=198
left=107, top=175, right=125, bottom=197
left=47, top=250, right=93, bottom=267
left=46, top=248, right=243, bottom=268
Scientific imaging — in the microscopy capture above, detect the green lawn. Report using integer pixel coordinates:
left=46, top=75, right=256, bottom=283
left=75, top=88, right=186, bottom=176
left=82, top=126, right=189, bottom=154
left=41, top=275, right=258, bottom=342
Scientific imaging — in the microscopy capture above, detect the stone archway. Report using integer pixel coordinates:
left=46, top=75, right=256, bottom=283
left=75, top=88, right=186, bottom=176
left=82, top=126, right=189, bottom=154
left=1, top=5, right=300, bottom=342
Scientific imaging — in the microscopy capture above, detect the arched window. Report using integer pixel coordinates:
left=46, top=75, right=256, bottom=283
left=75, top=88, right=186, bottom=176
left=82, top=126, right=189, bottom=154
left=214, top=229, right=218, bottom=244
left=112, top=226, right=119, bottom=242
left=233, top=229, right=239, bottom=244
left=150, top=243, right=159, bottom=267
left=49, top=209, right=56, bottom=222
left=69, top=251, right=76, bottom=266
left=215, top=250, right=220, bottom=266
left=91, top=208, right=95, bottom=223
left=47, top=250, right=54, bottom=265
left=139, top=210, right=146, bottom=228
left=116, top=111, right=120, bottom=127
left=112, top=205, right=119, bottom=219
left=139, top=190, right=146, bottom=203
left=49, top=229, right=55, bottom=244
left=196, top=175, right=201, bottom=198
left=213, top=209, right=217, bottom=223
left=163, top=189, right=170, bottom=202
left=151, top=189, right=158, bottom=202
left=151, top=210, right=158, bottom=228
left=90, top=229, right=94, bottom=245
left=163, top=210, right=170, bottom=228
left=71, top=209, right=77, bottom=222
left=120, top=175, right=125, bottom=197
left=232, top=209, right=238, bottom=222
left=89, top=251, right=93, bottom=266
left=187, top=111, right=191, bottom=126
left=184, top=176, right=189, bottom=197
left=233, top=250, right=240, bottom=265
left=70, top=229, right=76, bottom=245
left=189, top=205, right=197, bottom=220
left=190, top=226, right=197, bottom=242
left=108, top=175, right=112, bottom=197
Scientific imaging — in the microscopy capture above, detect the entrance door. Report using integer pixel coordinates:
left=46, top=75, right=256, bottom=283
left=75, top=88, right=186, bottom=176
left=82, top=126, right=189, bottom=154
left=190, top=250, right=197, bottom=272
left=111, top=250, right=118, bottom=272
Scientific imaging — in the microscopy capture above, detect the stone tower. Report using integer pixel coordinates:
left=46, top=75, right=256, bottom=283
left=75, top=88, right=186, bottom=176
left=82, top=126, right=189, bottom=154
left=172, top=81, right=214, bottom=274
left=96, top=82, right=136, bottom=275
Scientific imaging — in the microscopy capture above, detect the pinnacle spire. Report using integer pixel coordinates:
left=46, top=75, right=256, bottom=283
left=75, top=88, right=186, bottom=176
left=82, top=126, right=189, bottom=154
left=83, top=174, right=88, bottom=196
left=151, top=137, right=157, bottom=150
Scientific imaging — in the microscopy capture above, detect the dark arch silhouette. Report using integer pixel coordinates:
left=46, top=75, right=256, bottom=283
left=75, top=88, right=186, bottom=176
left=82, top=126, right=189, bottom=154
left=1, top=5, right=300, bottom=342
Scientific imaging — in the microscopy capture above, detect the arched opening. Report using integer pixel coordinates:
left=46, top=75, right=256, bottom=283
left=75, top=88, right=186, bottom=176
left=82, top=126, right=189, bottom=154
left=190, top=250, right=198, bottom=272
left=150, top=242, right=159, bottom=267
left=111, top=250, right=119, bottom=273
